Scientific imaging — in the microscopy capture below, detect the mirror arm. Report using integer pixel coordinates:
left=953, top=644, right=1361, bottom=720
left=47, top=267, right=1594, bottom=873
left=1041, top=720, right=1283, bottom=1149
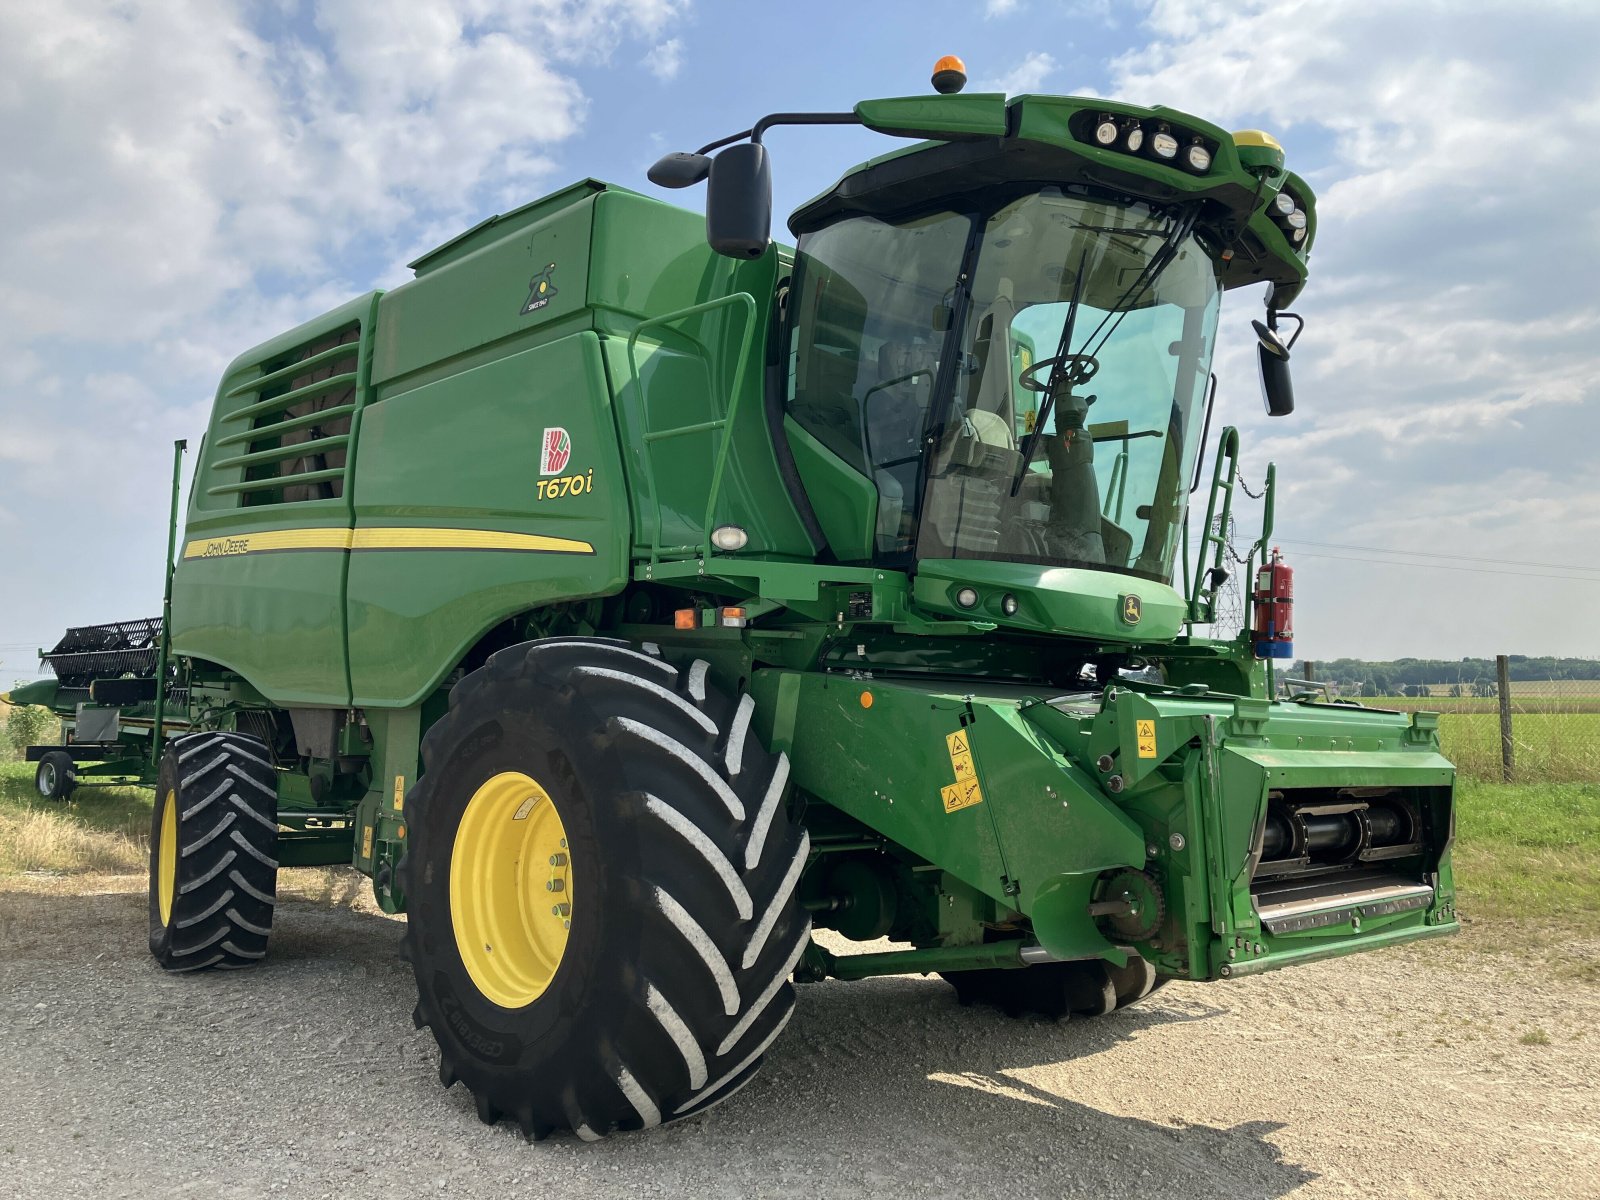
left=1273, top=310, right=1305, bottom=351
left=749, top=111, right=862, bottom=144
left=695, top=128, right=755, bottom=156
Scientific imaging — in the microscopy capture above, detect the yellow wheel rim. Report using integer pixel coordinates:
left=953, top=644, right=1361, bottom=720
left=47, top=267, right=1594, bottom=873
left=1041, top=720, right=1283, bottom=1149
left=157, top=789, right=178, bottom=925
left=450, top=771, right=573, bottom=1009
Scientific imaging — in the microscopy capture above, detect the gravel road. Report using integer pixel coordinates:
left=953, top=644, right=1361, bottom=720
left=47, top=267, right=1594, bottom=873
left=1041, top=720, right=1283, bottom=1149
left=1, top=878, right=1596, bottom=1200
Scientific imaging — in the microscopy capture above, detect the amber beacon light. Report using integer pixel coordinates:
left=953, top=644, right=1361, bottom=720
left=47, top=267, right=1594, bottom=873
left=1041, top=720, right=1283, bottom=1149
left=931, top=55, right=967, bottom=94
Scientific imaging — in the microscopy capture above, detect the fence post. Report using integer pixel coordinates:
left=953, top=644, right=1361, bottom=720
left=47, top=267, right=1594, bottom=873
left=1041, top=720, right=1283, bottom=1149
left=1497, top=654, right=1514, bottom=783
left=1303, top=660, right=1314, bottom=684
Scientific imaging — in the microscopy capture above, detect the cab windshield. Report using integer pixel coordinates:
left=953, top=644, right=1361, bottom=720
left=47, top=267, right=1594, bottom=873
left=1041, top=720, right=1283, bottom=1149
left=787, top=186, right=1221, bottom=584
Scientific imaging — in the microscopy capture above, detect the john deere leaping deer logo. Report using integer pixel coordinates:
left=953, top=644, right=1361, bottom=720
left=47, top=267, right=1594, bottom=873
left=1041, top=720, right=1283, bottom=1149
left=520, top=262, right=558, bottom=315
left=1121, top=594, right=1142, bottom=625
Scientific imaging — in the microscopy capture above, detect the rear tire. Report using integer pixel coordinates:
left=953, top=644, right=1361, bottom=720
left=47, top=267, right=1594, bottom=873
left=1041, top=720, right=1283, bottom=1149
left=35, top=751, right=76, bottom=801
left=148, top=731, right=279, bottom=972
left=942, top=957, right=1168, bottom=1019
left=402, top=637, right=810, bottom=1140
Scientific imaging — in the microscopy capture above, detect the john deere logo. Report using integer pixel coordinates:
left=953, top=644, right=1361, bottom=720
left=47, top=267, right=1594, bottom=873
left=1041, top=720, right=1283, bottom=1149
left=540, top=427, right=572, bottom=475
left=1121, top=594, right=1142, bottom=625
left=520, top=262, right=558, bottom=315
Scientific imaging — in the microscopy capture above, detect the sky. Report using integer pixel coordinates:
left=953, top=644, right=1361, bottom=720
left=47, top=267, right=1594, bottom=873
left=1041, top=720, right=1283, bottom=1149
left=2, top=0, right=1597, bottom=680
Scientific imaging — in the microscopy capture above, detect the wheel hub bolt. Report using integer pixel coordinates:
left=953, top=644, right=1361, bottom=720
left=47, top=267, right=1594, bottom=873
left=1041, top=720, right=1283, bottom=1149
left=551, top=903, right=570, bottom=918
left=548, top=853, right=567, bottom=866
left=546, top=879, right=565, bottom=892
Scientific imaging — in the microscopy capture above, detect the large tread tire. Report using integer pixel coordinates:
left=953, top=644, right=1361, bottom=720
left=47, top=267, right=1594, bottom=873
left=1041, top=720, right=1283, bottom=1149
left=148, top=731, right=279, bottom=972
left=402, top=636, right=810, bottom=1141
left=942, top=957, right=1168, bottom=1020
left=35, top=750, right=76, bottom=801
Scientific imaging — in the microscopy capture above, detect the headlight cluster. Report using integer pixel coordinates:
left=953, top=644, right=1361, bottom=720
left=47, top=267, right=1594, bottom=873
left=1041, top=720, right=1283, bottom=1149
left=1089, top=113, right=1213, bottom=173
left=1271, top=189, right=1309, bottom=245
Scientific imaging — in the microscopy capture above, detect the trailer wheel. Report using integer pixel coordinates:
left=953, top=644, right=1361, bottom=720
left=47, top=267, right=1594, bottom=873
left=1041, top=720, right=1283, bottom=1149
left=148, top=731, right=279, bottom=972
left=35, top=751, right=76, bottom=801
left=402, top=637, right=809, bottom=1140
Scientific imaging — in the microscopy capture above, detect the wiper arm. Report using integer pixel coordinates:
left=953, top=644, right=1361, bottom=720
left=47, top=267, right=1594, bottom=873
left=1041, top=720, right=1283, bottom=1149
left=1011, top=250, right=1088, bottom=496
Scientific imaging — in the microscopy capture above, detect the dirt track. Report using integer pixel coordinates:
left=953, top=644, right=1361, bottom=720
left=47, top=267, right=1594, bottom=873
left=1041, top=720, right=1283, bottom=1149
left=1, top=879, right=1596, bottom=1200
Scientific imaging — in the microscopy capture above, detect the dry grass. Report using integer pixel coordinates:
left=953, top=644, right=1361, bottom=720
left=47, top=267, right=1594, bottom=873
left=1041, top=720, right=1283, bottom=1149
left=0, top=806, right=147, bottom=875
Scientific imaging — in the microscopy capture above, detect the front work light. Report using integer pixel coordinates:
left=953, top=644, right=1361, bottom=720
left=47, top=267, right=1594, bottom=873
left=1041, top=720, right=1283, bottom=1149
left=1273, top=192, right=1296, bottom=216
left=1184, top=142, right=1211, bottom=172
left=955, top=587, right=979, bottom=609
left=1094, top=117, right=1120, bottom=146
left=1151, top=130, right=1178, bottom=159
left=1125, top=125, right=1145, bottom=152
left=711, top=524, right=749, bottom=551
left=1285, top=208, right=1307, bottom=230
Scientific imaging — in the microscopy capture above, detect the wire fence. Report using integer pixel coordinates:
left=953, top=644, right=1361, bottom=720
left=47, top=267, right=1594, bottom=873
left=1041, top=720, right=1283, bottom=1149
left=1308, top=668, right=1600, bottom=785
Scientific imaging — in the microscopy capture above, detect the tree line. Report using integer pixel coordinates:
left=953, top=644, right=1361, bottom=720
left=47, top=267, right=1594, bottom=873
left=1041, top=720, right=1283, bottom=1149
left=1297, top=656, right=1600, bottom=699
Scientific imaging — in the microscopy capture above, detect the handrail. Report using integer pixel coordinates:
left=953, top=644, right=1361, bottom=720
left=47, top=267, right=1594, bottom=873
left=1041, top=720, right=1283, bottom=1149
left=1187, top=425, right=1240, bottom=623
left=626, top=293, right=758, bottom=564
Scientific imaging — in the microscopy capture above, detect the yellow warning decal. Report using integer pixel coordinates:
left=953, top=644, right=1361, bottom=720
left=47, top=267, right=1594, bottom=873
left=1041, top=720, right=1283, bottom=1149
left=183, top=526, right=595, bottom=559
left=392, top=775, right=406, bottom=812
left=1136, top=719, right=1158, bottom=759
left=941, top=729, right=984, bottom=812
left=941, top=777, right=984, bottom=814
left=361, top=825, right=374, bottom=859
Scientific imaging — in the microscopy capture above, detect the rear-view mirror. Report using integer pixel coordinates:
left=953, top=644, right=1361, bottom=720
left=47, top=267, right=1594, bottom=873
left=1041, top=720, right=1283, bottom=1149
left=1254, top=320, right=1295, bottom=417
left=706, top=143, right=772, bottom=260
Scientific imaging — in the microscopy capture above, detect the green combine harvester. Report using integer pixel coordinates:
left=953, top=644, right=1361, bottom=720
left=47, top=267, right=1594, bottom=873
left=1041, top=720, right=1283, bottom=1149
left=7, top=58, right=1457, bottom=1140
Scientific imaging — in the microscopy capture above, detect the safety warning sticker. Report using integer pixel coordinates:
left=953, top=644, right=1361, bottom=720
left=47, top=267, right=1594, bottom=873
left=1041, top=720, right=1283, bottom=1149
left=941, top=729, right=984, bottom=812
left=1136, top=718, right=1158, bottom=759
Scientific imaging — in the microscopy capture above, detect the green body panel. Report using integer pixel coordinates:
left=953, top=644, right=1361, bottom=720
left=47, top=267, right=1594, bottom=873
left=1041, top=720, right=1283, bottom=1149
left=782, top=420, right=878, bottom=562
left=346, top=332, right=629, bottom=707
left=913, top=560, right=1186, bottom=642
left=854, top=93, right=1010, bottom=140
left=172, top=291, right=383, bottom=705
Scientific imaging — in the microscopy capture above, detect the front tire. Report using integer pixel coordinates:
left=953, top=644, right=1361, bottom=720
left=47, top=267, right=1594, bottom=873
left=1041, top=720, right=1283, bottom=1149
left=148, top=732, right=279, bottom=971
left=402, top=637, right=810, bottom=1140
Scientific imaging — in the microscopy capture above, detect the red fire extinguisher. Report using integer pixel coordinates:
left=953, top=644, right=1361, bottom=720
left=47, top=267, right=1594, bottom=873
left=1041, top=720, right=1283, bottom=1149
left=1253, top=548, right=1294, bottom=659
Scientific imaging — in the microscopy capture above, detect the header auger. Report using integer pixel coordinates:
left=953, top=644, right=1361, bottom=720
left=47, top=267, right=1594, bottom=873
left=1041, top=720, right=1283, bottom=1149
left=7, top=56, right=1456, bottom=1140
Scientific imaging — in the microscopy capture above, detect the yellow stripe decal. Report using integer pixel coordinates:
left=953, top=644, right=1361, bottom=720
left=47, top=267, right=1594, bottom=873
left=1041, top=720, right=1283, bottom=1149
left=350, top=528, right=595, bottom=554
left=184, top=527, right=594, bottom=560
left=184, top=528, right=352, bottom=559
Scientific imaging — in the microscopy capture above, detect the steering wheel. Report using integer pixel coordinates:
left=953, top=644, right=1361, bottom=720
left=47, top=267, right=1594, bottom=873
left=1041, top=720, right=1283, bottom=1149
left=1018, top=353, right=1099, bottom=393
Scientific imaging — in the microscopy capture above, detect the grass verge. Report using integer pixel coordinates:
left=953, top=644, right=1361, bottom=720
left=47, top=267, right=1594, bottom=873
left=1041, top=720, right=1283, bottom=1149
left=0, top=761, right=152, bottom=874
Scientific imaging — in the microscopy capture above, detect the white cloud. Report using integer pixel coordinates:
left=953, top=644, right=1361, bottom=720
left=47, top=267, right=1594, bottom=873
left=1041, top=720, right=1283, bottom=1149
left=0, top=0, right=688, bottom=648
left=645, top=37, right=684, bottom=80
left=980, top=51, right=1057, bottom=95
left=1119, top=0, right=1600, bottom=655
left=986, top=0, right=1020, bottom=15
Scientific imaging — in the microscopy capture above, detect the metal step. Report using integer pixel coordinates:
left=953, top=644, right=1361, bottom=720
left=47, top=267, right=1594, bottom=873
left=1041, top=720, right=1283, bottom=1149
left=1252, top=872, right=1434, bottom=935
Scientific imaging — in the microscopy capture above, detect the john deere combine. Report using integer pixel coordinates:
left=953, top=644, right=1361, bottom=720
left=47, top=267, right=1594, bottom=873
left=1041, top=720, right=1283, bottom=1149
left=7, top=58, right=1457, bottom=1140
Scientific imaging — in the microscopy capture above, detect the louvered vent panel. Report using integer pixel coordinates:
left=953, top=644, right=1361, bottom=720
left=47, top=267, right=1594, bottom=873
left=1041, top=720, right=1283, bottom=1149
left=208, top=324, right=361, bottom=506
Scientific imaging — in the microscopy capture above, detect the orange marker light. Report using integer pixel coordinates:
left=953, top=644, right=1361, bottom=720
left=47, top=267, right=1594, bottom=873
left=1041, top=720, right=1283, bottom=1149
left=931, top=55, right=967, bottom=95
left=673, top=608, right=696, bottom=630
left=860, top=690, right=874, bottom=709
left=720, top=607, right=747, bottom=628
